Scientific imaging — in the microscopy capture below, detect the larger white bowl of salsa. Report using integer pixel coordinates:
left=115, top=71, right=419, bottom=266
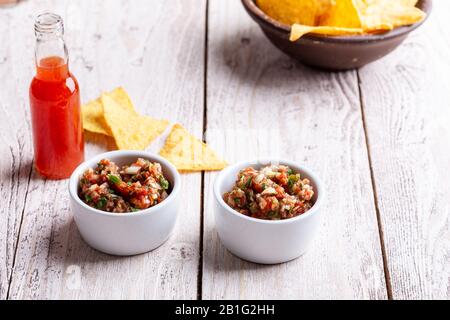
left=68, top=150, right=181, bottom=256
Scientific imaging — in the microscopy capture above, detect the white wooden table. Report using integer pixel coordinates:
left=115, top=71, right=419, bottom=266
left=1, top=0, right=449, bottom=300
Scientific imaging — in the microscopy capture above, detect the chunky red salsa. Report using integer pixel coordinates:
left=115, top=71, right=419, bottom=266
left=79, top=158, right=170, bottom=213
left=223, top=164, right=315, bottom=220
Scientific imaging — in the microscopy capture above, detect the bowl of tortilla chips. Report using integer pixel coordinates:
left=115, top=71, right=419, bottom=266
left=242, top=0, right=432, bottom=70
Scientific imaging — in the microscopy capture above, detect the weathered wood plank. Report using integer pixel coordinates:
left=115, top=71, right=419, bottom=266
left=0, top=6, right=35, bottom=299
left=202, top=0, right=387, bottom=299
left=358, top=0, right=450, bottom=299
left=7, top=0, right=205, bottom=299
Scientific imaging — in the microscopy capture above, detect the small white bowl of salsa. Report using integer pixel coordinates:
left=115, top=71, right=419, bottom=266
left=213, top=159, right=325, bottom=264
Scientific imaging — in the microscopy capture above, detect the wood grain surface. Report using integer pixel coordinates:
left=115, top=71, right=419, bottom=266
left=3, top=0, right=205, bottom=299
left=358, top=0, right=450, bottom=299
left=0, top=0, right=448, bottom=300
left=201, top=0, right=387, bottom=300
left=0, top=5, right=34, bottom=299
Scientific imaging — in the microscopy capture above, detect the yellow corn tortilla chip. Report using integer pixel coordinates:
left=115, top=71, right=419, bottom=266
left=257, top=0, right=426, bottom=41
left=82, top=98, right=110, bottom=136
left=82, top=87, right=135, bottom=136
left=256, top=0, right=333, bottom=26
left=354, top=0, right=425, bottom=32
left=290, top=24, right=363, bottom=41
left=159, top=124, right=227, bottom=172
left=106, top=87, right=135, bottom=113
left=102, top=94, right=169, bottom=150
left=84, top=131, right=117, bottom=150
left=319, top=0, right=362, bottom=28
left=398, top=0, right=419, bottom=6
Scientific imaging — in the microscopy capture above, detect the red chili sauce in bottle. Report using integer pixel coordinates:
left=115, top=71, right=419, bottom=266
left=29, top=13, right=84, bottom=179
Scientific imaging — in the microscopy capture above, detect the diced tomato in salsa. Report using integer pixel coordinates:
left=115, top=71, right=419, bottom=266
left=78, top=158, right=170, bottom=213
left=223, top=164, right=314, bottom=220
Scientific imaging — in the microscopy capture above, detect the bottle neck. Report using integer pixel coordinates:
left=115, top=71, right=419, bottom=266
left=34, top=13, right=69, bottom=81
left=35, top=36, right=69, bottom=81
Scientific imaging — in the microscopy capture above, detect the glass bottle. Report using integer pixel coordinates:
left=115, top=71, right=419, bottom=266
left=29, top=13, right=84, bottom=179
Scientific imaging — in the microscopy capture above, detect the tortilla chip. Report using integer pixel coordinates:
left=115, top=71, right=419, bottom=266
left=84, top=131, right=117, bottom=150
left=159, top=124, right=227, bottom=171
left=106, top=87, right=135, bottom=113
left=355, top=0, right=425, bottom=32
left=82, top=87, right=135, bottom=136
left=82, top=98, right=110, bottom=136
left=398, top=0, right=419, bottom=5
left=290, top=24, right=363, bottom=41
left=257, top=0, right=426, bottom=41
left=256, top=0, right=333, bottom=26
left=102, top=94, right=169, bottom=150
left=319, top=0, right=362, bottom=28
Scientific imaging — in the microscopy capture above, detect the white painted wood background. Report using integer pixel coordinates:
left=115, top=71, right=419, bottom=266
left=0, top=0, right=448, bottom=300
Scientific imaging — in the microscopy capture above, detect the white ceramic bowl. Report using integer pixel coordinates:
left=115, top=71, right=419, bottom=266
left=69, top=150, right=181, bottom=256
left=214, top=159, right=324, bottom=264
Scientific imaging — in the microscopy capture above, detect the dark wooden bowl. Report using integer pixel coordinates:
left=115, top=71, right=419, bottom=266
left=242, top=0, right=432, bottom=70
